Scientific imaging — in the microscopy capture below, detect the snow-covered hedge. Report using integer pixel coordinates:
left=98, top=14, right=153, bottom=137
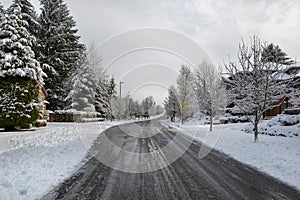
left=220, top=115, right=250, bottom=124
left=51, top=110, right=101, bottom=122
left=34, top=120, right=47, bottom=127
left=263, top=114, right=299, bottom=127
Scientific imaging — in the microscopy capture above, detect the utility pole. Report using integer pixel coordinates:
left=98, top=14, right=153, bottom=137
left=119, top=81, right=124, bottom=98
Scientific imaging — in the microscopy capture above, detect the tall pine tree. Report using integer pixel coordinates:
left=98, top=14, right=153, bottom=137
left=106, top=77, right=116, bottom=120
left=261, top=43, right=293, bottom=65
left=95, top=76, right=110, bottom=118
left=67, top=57, right=97, bottom=112
left=9, top=0, right=40, bottom=59
left=0, top=5, right=45, bottom=130
left=9, top=0, right=39, bottom=36
left=0, top=3, right=5, bottom=20
left=37, top=0, right=85, bottom=110
left=164, top=85, right=180, bottom=121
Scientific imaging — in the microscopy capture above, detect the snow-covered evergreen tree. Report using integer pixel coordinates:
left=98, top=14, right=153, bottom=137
left=0, top=5, right=45, bottom=130
left=0, top=3, right=5, bottom=20
left=194, top=60, right=227, bottom=131
left=67, top=57, right=97, bottom=112
left=225, top=36, right=294, bottom=142
left=127, top=97, right=136, bottom=117
left=106, top=77, right=117, bottom=120
left=95, top=76, right=110, bottom=118
left=164, top=85, right=180, bottom=121
left=176, top=65, right=196, bottom=124
left=261, top=43, right=293, bottom=65
left=37, top=0, right=85, bottom=110
left=9, top=0, right=40, bottom=61
left=9, top=0, right=39, bottom=36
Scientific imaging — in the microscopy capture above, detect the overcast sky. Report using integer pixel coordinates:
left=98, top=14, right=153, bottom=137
left=2, top=0, right=300, bottom=104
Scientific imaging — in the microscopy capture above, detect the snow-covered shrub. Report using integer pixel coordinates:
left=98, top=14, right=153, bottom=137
left=243, top=114, right=300, bottom=137
left=0, top=77, right=41, bottom=130
left=220, top=115, right=250, bottom=124
left=52, top=110, right=101, bottom=122
left=53, top=110, right=77, bottom=122
left=34, top=120, right=47, bottom=127
left=229, top=106, right=244, bottom=116
left=283, top=108, right=300, bottom=115
left=269, top=114, right=300, bottom=126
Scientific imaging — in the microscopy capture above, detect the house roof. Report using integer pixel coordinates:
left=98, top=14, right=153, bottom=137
left=271, top=96, right=287, bottom=107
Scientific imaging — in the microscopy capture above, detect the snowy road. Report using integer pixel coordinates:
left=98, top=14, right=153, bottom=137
left=43, top=120, right=300, bottom=200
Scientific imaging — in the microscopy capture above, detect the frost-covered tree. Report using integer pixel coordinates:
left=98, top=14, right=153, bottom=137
left=111, top=96, right=128, bottom=120
left=194, top=60, right=227, bottom=131
left=149, top=104, right=157, bottom=116
left=95, top=77, right=110, bottom=118
left=37, top=0, right=85, bottom=110
left=176, top=65, right=196, bottom=124
left=155, top=105, right=164, bottom=115
left=164, top=85, right=180, bottom=122
left=142, top=96, right=155, bottom=116
left=106, top=77, right=117, bottom=120
left=128, top=97, right=136, bottom=117
left=0, top=5, right=45, bottom=130
left=225, top=36, right=293, bottom=142
left=66, top=56, right=97, bottom=112
left=134, top=100, right=144, bottom=117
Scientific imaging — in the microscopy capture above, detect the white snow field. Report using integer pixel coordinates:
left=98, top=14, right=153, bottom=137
left=162, top=118, right=300, bottom=191
left=0, top=119, right=144, bottom=200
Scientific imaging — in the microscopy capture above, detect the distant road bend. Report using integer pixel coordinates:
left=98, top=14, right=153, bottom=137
left=44, top=120, right=300, bottom=200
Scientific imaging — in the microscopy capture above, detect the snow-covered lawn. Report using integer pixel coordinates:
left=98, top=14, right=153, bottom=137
left=163, top=119, right=300, bottom=191
left=0, top=120, right=140, bottom=200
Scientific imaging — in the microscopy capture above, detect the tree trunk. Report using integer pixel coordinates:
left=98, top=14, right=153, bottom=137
left=254, top=122, right=259, bottom=142
left=181, top=107, right=183, bottom=124
left=209, top=111, right=213, bottom=132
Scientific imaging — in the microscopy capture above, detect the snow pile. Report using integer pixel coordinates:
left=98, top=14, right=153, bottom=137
left=9, top=127, right=80, bottom=149
left=164, top=120, right=300, bottom=191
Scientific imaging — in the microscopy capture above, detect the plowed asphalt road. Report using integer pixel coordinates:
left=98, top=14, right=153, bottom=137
left=43, top=120, right=300, bottom=200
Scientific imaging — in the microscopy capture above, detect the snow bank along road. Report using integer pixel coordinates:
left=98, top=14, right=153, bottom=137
left=44, top=120, right=300, bottom=200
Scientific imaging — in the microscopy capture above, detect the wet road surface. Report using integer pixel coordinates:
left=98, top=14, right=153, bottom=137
left=43, top=120, right=300, bottom=200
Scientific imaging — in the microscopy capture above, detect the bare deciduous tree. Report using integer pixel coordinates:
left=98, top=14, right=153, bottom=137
left=225, top=36, right=294, bottom=142
left=194, top=60, right=227, bottom=131
left=177, top=65, right=196, bottom=124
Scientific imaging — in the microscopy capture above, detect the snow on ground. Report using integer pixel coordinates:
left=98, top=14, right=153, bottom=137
left=0, top=119, right=144, bottom=200
left=162, top=118, right=300, bottom=191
